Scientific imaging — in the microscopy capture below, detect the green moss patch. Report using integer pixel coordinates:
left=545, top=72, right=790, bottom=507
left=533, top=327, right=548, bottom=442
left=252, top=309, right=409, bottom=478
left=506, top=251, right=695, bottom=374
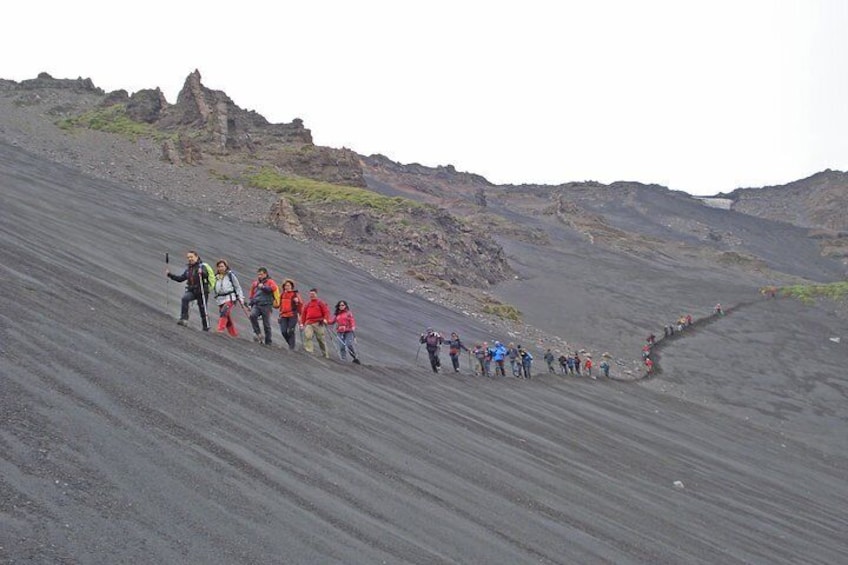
left=780, top=282, right=848, bottom=304
left=57, top=104, right=164, bottom=140
left=247, top=168, right=425, bottom=213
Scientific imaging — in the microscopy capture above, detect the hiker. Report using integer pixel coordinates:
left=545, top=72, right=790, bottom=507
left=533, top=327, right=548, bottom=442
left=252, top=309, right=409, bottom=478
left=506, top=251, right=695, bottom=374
left=600, top=358, right=610, bottom=378
left=642, top=344, right=652, bottom=360
left=714, top=303, right=723, bottom=316
left=574, top=352, right=582, bottom=376
left=646, top=333, right=656, bottom=345
left=473, top=342, right=489, bottom=376
left=645, top=357, right=654, bottom=375
left=492, top=341, right=508, bottom=377
left=213, top=259, right=245, bottom=337
left=558, top=354, right=568, bottom=374
left=543, top=349, right=556, bottom=373
left=584, top=355, right=594, bottom=379
left=446, top=332, right=469, bottom=373
left=329, top=300, right=360, bottom=364
left=566, top=354, right=576, bottom=375
left=248, top=267, right=279, bottom=345
left=300, top=288, right=331, bottom=358
left=420, top=328, right=443, bottom=373
left=166, top=250, right=213, bottom=331
left=518, top=346, right=533, bottom=378
left=507, top=343, right=520, bottom=376
left=685, top=314, right=693, bottom=326
left=277, top=279, right=302, bottom=350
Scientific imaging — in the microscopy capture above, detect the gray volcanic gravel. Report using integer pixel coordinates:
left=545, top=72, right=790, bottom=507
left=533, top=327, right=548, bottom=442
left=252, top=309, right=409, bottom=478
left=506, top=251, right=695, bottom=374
left=2, top=138, right=848, bottom=564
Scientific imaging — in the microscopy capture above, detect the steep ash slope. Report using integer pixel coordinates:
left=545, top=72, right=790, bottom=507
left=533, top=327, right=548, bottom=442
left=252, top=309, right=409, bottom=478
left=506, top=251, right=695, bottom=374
left=2, top=142, right=847, bottom=564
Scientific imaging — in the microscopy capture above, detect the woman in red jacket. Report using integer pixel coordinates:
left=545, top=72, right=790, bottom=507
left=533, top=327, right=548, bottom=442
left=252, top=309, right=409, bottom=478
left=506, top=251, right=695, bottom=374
left=330, top=300, right=360, bottom=364
left=277, top=279, right=303, bottom=350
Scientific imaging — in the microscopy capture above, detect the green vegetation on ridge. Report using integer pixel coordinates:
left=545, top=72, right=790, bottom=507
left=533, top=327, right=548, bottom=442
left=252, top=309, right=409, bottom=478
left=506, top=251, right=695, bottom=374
left=57, top=104, right=167, bottom=140
left=780, top=281, right=848, bottom=304
left=248, top=168, right=426, bottom=213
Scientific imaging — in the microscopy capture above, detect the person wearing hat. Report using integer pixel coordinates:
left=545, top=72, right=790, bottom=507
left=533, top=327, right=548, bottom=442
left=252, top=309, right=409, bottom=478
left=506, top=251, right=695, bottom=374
left=517, top=345, right=533, bottom=378
left=419, top=328, right=443, bottom=373
left=584, top=354, right=594, bottom=379
left=248, top=267, right=279, bottom=345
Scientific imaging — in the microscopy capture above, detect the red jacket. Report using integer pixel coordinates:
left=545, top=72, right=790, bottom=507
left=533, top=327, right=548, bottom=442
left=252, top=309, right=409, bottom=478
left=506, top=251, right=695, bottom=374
left=278, top=290, right=302, bottom=318
left=300, top=298, right=330, bottom=325
left=331, top=310, right=356, bottom=333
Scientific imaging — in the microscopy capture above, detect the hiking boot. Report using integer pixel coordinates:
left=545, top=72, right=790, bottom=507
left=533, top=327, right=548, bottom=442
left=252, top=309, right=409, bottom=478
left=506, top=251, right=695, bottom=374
left=177, top=319, right=188, bottom=327
left=352, top=358, right=361, bottom=365
left=253, top=334, right=263, bottom=343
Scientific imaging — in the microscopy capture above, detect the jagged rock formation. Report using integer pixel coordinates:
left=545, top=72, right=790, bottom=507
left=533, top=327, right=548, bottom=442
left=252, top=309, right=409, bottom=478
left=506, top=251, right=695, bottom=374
left=127, top=88, right=169, bottom=123
left=16, top=72, right=102, bottom=93
left=155, top=70, right=312, bottom=154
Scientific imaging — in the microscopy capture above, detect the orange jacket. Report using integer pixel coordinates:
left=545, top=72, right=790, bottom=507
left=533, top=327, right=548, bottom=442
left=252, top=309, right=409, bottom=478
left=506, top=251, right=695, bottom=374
left=278, top=290, right=303, bottom=318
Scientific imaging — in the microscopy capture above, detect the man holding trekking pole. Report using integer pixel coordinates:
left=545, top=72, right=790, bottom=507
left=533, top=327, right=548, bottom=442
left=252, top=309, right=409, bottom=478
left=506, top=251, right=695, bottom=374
left=166, top=250, right=213, bottom=331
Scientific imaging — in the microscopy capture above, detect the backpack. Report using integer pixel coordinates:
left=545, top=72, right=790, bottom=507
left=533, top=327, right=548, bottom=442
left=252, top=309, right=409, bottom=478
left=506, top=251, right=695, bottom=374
left=200, top=262, right=216, bottom=295
left=272, top=283, right=282, bottom=309
left=425, top=333, right=440, bottom=347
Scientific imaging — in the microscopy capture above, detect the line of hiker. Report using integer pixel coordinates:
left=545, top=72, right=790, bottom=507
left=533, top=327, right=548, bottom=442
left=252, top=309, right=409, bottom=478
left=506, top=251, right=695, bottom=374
left=165, top=251, right=361, bottom=364
left=642, top=302, right=730, bottom=376
left=419, top=329, right=613, bottom=379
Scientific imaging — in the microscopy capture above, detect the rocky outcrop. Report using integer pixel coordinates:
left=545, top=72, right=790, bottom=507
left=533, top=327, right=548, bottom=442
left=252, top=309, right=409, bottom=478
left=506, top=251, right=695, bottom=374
left=725, top=170, right=848, bottom=232
left=362, top=154, right=494, bottom=201
left=17, top=72, right=103, bottom=94
left=161, top=133, right=203, bottom=165
left=157, top=70, right=312, bottom=154
left=101, top=89, right=129, bottom=107
left=267, top=196, right=306, bottom=239
left=127, top=88, right=168, bottom=123
left=274, top=146, right=366, bottom=187
left=268, top=195, right=512, bottom=287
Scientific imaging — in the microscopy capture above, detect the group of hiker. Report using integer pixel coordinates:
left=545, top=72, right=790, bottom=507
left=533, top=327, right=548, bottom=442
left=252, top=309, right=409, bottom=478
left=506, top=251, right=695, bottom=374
left=166, top=250, right=623, bottom=378
left=165, top=251, right=360, bottom=363
left=418, top=329, right=612, bottom=379
left=642, top=302, right=728, bottom=375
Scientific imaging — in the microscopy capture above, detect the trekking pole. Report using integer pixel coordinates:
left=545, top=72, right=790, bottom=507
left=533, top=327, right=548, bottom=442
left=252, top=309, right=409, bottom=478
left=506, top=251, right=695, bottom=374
left=328, top=327, right=344, bottom=360
left=199, top=263, right=211, bottom=331
left=416, top=342, right=422, bottom=362
left=335, top=328, right=360, bottom=362
left=165, top=252, right=170, bottom=311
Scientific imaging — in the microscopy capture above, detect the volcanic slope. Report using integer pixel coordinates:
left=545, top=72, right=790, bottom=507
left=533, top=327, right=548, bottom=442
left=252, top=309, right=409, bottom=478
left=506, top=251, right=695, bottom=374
left=2, top=140, right=847, bottom=564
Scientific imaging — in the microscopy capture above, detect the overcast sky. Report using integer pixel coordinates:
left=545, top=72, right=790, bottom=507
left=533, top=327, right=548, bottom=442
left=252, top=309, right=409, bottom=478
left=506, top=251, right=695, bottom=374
left=3, top=1, right=846, bottom=195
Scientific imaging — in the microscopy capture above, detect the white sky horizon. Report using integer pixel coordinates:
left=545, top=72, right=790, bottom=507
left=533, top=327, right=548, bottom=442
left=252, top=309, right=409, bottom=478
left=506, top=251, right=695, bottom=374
left=3, top=1, right=846, bottom=196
